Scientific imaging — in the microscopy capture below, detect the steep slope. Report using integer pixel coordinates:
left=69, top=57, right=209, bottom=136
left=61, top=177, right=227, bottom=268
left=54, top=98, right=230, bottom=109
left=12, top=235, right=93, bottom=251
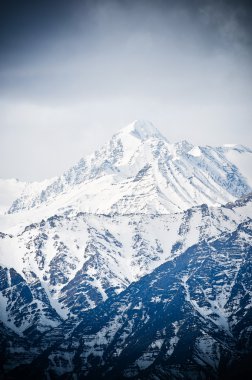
left=7, top=120, right=252, bottom=216
left=0, top=263, right=62, bottom=338
left=6, top=218, right=252, bottom=379
left=0, top=321, right=40, bottom=374
left=0, top=194, right=251, bottom=337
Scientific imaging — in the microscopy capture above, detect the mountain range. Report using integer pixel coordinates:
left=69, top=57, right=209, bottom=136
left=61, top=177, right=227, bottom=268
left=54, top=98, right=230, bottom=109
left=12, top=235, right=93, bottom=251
left=0, top=120, right=252, bottom=379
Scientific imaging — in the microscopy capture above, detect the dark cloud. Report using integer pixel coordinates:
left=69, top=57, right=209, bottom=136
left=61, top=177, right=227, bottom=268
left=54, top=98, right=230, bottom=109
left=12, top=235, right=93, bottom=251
left=1, top=0, right=251, bottom=101
left=0, top=0, right=252, bottom=180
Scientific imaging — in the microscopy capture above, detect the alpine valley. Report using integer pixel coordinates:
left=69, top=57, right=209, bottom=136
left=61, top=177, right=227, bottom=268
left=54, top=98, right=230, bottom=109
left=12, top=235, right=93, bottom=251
left=0, top=120, right=252, bottom=380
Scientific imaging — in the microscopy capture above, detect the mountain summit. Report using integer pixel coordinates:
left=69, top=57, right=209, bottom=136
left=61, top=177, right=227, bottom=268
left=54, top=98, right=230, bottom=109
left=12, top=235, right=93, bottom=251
left=115, top=119, right=167, bottom=141
left=7, top=120, right=252, bottom=217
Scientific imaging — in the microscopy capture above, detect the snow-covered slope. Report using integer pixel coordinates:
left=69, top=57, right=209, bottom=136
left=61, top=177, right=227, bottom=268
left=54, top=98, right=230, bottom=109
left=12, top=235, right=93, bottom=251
left=0, top=194, right=251, bottom=335
left=7, top=120, right=252, bottom=216
left=5, top=217, right=252, bottom=380
left=0, top=177, right=57, bottom=218
left=0, top=179, right=26, bottom=214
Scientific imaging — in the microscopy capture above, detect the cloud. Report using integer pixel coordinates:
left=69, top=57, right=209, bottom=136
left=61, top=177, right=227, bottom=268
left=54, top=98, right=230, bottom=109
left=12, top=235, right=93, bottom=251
left=0, top=0, right=252, bottom=180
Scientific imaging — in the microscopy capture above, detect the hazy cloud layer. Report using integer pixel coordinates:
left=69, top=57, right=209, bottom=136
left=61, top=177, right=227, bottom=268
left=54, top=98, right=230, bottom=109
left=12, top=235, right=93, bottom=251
left=0, top=0, right=252, bottom=181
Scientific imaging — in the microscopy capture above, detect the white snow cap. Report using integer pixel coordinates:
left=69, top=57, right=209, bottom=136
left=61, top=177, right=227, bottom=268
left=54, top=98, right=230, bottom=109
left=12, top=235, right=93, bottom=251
left=118, top=120, right=167, bottom=141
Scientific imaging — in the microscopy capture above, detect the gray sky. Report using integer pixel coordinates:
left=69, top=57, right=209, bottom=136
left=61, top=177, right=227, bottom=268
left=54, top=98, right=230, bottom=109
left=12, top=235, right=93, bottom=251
left=1, top=0, right=252, bottom=181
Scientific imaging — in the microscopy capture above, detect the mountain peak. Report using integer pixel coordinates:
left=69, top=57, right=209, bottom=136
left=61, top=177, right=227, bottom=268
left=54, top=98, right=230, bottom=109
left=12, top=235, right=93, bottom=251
left=117, top=120, right=166, bottom=141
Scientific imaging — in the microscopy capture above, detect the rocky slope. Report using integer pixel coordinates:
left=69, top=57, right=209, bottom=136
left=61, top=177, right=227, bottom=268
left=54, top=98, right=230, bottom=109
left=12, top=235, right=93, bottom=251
left=0, top=195, right=251, bottom=333
left=5, top=217, right=252, bottom=380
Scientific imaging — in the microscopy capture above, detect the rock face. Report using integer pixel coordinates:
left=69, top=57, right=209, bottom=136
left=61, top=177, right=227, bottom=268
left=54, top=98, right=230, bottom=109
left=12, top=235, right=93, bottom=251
left=0, top=266, right=62, bottom=338
left=0, top=121, right=252, bottom=379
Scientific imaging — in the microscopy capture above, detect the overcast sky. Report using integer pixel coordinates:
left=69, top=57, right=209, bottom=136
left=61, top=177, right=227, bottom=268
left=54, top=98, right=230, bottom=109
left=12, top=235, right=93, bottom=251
left=1, top=0, right=252, bottom=181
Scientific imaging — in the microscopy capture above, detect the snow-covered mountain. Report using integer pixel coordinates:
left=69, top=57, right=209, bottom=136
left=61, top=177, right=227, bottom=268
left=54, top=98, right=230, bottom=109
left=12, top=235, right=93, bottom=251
left=1, top=194, right=252, bottom=333
left=2, top=207, right=252, bottom=379
left=7, top=120, right=252, bottom=216
left=0, top=120, right=252, bottom=379
left=0, top=179, right=26, bottom=214
left=25, top=220, right=252, bottom=380
left=0, top=177, right=56, bottom=216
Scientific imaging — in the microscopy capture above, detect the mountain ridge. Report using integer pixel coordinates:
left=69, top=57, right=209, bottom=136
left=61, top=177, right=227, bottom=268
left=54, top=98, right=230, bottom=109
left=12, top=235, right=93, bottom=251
left=1, top=193, right=251, bottom=334
left=6, top=120, right=252, bottom=217
left=3, top=216, right=252, bottom=379
left=0, top=120, right=252, bottom=379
